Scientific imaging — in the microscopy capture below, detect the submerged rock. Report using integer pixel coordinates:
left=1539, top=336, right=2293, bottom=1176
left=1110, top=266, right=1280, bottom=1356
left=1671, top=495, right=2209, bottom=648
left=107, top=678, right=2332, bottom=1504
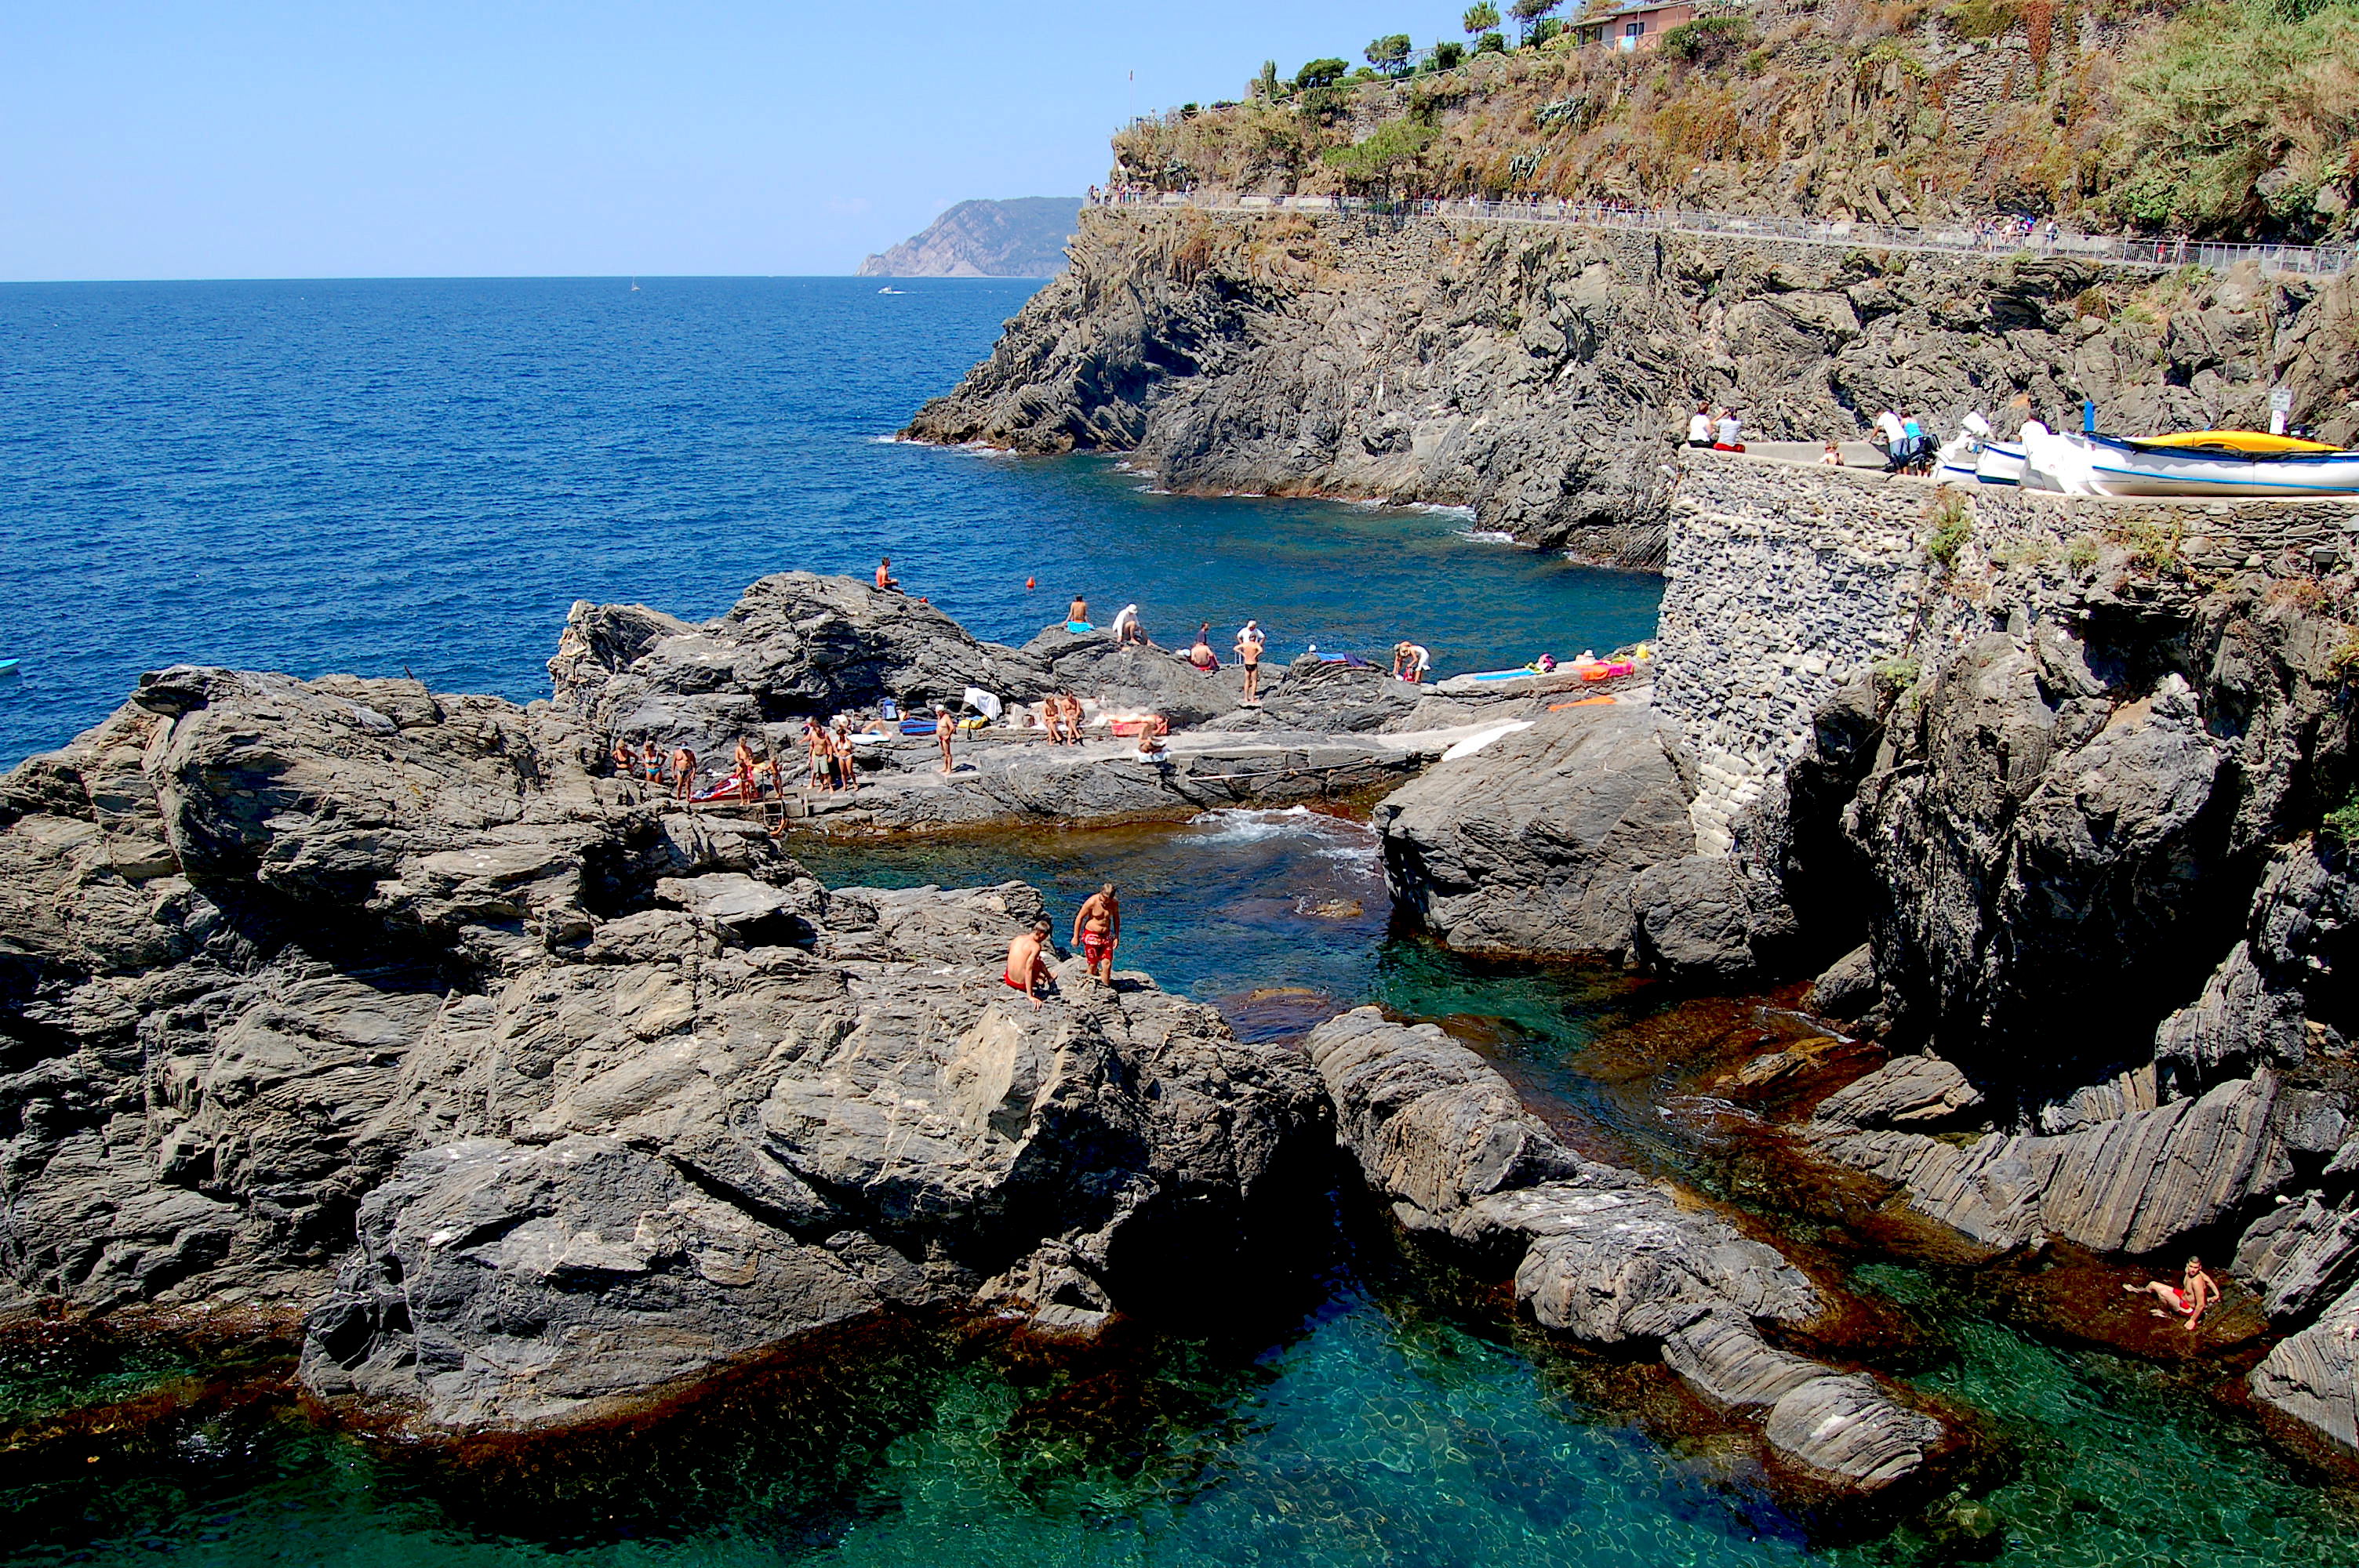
left=1307, top=1007, right=1943, bottom=1494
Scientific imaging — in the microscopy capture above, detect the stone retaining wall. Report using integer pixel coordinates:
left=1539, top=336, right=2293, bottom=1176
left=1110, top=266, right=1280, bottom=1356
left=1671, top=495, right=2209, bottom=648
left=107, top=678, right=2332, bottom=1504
left=1657, top=452, right=2359, bottom=855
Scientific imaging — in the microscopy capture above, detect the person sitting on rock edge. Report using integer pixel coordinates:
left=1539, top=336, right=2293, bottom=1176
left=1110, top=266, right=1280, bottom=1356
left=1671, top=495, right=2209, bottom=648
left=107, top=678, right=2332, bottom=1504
left=1066, top=595, right=1092, bottom=633
left=1113, top=603, right=1147, bottom=646
left=1059, top=691, right=1086, bottom=741
left=1003, top=918, right=1056, bottom=1009
left=875, top=557, right=900, bottom=592
left=1685, top=401, right=1712, bottom=448
left=1188, top=623, right=1219, bottom=671
left=2125, top=1258, right=2219, bottom=1330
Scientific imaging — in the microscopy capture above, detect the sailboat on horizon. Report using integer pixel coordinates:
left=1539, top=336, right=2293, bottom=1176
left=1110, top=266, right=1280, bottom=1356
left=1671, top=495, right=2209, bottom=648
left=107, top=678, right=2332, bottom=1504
left=630, top=277, right=641, bottom=292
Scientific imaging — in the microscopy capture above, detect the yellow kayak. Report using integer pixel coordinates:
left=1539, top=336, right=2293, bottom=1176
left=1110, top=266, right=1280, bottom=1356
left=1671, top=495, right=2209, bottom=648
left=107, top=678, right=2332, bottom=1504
left=2128, top=430, right=2338, bottom=456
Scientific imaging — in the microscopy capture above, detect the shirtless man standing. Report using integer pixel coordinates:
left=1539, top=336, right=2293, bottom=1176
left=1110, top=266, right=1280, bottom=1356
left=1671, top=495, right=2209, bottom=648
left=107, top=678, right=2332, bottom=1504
left=670, top=746, right=697, bottom=802
left=1235, top=621, right=1265, bottom=706
left=1002, top=918, right=1056, bottom=1008
left=935, top=706, right=957, bottom=774
left=1072, top=883, right=1121, bottom=983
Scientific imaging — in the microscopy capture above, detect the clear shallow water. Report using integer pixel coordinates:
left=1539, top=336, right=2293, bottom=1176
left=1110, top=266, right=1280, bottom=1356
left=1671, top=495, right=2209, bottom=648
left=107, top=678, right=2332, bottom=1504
left=5, top=278, right=2352, bottom=1566
left=0, top=276, right=1656, bottom=769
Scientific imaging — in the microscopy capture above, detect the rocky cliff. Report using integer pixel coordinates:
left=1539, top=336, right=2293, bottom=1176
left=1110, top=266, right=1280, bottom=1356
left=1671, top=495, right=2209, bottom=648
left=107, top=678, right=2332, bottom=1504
left=906, top=206, right=2357, bottom=564
left=856, top=198, right=1082, bottom=278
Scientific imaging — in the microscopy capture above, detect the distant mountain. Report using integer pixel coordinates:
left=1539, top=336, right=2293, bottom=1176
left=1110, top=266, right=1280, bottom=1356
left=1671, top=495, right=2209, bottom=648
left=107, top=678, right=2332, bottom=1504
left=856, top=198, right=1082, bottom=278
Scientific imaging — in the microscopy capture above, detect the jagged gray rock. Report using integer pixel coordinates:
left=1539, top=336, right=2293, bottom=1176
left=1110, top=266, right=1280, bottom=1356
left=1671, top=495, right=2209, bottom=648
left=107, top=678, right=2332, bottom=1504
left=1806, top=942, right=1878, bottom=1022
left=0, top=657, right=1329, bottom=1434
left=1374, top=703, right=1696, bottom=956
left=547, top=573, right=1044, bottom=757
left=1628, top=853, right=1797, bottom=982
left=2249, top=1279, right=2359, bottom=1459
left=1808, top=1067, right=2310, bottom=1254
left=1307, top=1007, right=1942, bottom=1493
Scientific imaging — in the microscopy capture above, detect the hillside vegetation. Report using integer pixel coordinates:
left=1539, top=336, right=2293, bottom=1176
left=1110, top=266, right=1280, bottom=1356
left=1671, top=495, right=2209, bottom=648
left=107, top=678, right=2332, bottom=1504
left=1111, top=0, right=2358, bottom=238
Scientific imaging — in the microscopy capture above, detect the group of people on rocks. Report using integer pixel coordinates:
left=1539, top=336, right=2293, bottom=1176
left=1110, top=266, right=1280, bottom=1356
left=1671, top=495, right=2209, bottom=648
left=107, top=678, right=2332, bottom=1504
left=1067, top=593, right=1272, bottom=706
left=1001, top=883, right=1124, bottom=1008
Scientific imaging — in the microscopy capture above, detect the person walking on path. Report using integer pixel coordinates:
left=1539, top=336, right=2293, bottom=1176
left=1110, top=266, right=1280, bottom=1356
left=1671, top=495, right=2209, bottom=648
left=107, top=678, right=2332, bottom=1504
left=1002, top=919, right=1056, bottom=1008
left=875, top=557, right=900, bottom=592
left=1236, top=621, right=1266, bottom=706
left=1073, top=883, right=1121, bottom=983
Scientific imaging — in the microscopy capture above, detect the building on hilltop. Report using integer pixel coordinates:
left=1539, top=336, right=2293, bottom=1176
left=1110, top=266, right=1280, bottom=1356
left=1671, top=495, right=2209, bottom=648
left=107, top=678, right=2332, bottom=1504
left=1570, top=0, right=1699, bottom=49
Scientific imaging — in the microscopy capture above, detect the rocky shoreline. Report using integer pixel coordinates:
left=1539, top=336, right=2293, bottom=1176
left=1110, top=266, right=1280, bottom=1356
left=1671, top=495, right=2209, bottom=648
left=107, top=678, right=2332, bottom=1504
left=8, top=517, right=2359, bottom=1510
left=902, top=208, right=2359, bottom=568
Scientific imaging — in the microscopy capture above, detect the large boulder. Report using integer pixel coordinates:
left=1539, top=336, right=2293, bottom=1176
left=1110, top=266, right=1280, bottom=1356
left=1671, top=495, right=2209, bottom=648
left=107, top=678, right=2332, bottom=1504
left=1374, top=703, right=1696, bottom=956
left=547, top=573, right=1045, bottom=756
left=2249, top=1278, right=2359, bottom=1461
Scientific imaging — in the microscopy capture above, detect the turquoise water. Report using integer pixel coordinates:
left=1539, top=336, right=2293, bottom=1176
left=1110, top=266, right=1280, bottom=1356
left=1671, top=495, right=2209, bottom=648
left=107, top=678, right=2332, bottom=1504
left=6, top=278, right=2354, bottom=1566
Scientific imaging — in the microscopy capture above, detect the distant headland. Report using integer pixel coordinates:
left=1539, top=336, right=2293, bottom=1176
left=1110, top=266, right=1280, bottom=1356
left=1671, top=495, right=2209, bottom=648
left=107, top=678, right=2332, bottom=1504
left=856, top=196, right=1083, bottom=278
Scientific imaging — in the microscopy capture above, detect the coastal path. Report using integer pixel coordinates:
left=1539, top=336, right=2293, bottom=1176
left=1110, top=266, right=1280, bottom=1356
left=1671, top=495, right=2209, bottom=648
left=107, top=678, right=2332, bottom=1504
left=1092, top=191, right=2356, bottom=282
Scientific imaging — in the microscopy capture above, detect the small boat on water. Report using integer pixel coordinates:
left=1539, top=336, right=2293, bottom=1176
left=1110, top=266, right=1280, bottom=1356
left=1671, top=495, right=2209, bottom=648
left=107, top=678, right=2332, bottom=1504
left=2023, top=426, right=2359, bottom=497
left=0, top=658, right=19, bottom=679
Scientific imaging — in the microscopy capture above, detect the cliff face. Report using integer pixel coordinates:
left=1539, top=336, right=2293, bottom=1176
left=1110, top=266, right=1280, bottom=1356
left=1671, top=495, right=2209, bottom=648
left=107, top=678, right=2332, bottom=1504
left=907, top=206, right=2357, bottom=564
left=856, top=198, right=1082, bottom=278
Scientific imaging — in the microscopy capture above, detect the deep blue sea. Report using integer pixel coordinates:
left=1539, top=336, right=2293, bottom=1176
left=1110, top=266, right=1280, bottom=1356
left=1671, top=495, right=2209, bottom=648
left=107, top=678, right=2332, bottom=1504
left=0, top=275, right=1657, bottom=769
left=2, top=278, right=2352, bottom=1568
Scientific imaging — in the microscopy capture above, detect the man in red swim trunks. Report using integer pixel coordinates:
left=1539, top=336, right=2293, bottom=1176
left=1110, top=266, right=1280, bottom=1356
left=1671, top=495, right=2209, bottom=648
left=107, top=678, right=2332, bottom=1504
left=1073, top=883, right=1121, bottom=983
left=1003, top=918, right=1055, bottom=1008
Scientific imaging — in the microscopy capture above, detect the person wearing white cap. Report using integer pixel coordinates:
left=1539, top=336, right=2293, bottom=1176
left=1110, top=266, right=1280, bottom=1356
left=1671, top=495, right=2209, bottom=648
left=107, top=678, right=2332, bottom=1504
left=1234, top=620, right=1265, bottom=706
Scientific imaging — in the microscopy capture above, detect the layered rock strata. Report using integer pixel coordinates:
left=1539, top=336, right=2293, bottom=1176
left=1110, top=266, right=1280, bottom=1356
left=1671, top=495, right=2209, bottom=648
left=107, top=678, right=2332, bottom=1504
left=0, top=659, right=1328, bottom=1434
left=1308, top=1007, right=1944, bottom=1494
left=905, top=208, right=2358, bottom=562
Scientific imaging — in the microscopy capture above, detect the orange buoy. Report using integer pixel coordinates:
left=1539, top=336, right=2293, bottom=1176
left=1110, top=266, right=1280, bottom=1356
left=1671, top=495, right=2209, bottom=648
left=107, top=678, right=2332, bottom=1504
left=1025, top=576, right=1036, bottom=589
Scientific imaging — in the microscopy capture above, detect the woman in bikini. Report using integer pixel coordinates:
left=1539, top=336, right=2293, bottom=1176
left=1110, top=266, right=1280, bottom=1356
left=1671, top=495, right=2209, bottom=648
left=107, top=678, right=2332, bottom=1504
left=640, top=741, right=666, bottom=789
left=2125, top=1258, right=2219, bottom=1330
left=1059, top=692, right=1086, bottom=742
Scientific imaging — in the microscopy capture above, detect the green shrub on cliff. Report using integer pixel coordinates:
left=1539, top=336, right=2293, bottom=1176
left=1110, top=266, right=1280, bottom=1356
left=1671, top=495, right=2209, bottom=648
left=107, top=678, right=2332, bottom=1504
left=2322, top=790, right=2359, bottom=845
left=1924, top=493, right=1973, bottom=568
left=1296, top=56, right=1350, bottom=89
left=1323, top=117, right=1441, bottom=192
left=1660, top=16, right=1753, bottom=64
left=2102, top=0, right=2359, bottom=234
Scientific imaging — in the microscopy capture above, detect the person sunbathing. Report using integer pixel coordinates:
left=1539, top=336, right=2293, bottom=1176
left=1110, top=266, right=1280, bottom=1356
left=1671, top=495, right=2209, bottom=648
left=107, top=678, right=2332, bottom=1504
left=1188, top=624, right=1219, bottom=670
left=2125, top=1258, right=2219, bottom=1330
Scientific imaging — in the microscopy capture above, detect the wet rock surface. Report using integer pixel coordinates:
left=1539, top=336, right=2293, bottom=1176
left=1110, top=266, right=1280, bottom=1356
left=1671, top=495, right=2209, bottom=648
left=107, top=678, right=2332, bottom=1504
left=0, top=657, right=1329, bottom=1433
left=1307, top=1007, right=1943, bottom=1494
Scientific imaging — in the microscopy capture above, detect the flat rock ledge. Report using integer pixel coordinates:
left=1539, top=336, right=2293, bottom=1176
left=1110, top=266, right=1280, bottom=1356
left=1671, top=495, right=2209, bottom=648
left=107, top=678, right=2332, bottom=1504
left=1306, top=1007, right=1943, bottom=1494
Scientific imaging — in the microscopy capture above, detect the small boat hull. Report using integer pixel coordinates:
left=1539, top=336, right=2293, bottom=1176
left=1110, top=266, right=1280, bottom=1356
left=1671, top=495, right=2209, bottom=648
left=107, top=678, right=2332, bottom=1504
left=2078, top=433, right=2359, bottom=497
left=1975, top=441, right=2026, bottom=486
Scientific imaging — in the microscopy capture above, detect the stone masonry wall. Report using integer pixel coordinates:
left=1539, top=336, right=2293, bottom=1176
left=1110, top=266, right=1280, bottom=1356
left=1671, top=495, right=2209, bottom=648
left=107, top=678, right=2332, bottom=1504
left=1658, top=452, right=2359, bottom=855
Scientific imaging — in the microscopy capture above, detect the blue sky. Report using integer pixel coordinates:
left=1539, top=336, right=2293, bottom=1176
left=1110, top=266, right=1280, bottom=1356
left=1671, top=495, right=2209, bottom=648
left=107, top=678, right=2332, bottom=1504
left=3, top=1, right=1460, bottom=281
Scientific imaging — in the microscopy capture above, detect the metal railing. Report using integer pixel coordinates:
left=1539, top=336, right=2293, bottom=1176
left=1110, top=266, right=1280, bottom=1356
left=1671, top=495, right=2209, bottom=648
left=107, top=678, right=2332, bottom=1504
left=1089, top=191, right=2356, bottom=280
